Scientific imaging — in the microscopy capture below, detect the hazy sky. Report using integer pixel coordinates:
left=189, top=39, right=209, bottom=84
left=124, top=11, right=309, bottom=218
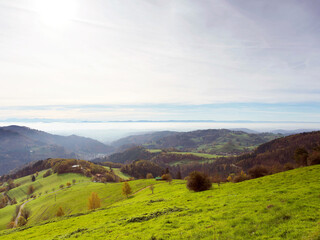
left=0, top=0, right=320, bottom=123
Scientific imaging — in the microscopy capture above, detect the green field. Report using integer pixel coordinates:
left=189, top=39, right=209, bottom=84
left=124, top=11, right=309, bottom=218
left=1, top=165, right=320, bottom=239
left=146, top=149, right=223, bottom=158
left=7, top=170, right=89, bottom=203
left=147, top=149, right=162, bottom=153
left=0, top=171, right=90, bottom=230
left=169, top=151, right=224, bottom=158
left=112, top=168, right=131, bottom=180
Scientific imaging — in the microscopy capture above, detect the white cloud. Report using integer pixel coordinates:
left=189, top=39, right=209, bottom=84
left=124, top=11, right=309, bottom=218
left=0, top=0, right=319, bottom=108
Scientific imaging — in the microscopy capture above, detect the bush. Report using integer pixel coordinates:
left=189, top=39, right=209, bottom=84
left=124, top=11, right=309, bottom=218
left=233, top=171, right=250, bottom=183
left=27, top=185, right=35, bottom=195
left=161, top=173, right=172, bottom=184
left=186, top=171, right=212, bottom=192
left=146, top=173, right=154, bottom=179
left=59, top=184, right=64, bottom=189
left=66, top=182, right=71, bottom=187
left=88, top=192, right=101, bottom=210
left=122, top=182, right=132, bottom=198
left=248, top=165, right=269, bottom=179
left=6, top=221, right=14, bottom=229
left=21, top=208, right=31, bottom=220
left=43, top=170, right=52, bottom=178
left=56, top=206, right=65, bottom=217
left=17, top=216, right=26, bottom=227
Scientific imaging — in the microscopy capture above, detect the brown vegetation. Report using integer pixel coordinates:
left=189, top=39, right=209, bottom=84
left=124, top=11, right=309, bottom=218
left=122, top=182, right=132, bottom=198
left=186, top=171, right=212, bottom=192
left=88, top=192, right=101, bottom=210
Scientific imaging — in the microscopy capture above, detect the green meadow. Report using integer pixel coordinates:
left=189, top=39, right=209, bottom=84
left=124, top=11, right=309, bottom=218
left=112, top=168, right=131, bottom=180
left=0, top=165, right=320, bottom=239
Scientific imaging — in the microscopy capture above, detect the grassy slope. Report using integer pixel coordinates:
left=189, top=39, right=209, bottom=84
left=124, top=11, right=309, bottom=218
left=7, top=170, right=89, bottom=203
left=0, top=171, right=89, bottom=230
left=112, top=168, right=131, bottom=180
left=0, top=205, right=15, bottom=231
left=1, top=165, right=320, bottom=239
left=146, top=149, right=223, bottom=166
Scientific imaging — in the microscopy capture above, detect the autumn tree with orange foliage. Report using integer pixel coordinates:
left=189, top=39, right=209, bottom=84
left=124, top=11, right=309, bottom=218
left=88, top=192, right=101, bottom=210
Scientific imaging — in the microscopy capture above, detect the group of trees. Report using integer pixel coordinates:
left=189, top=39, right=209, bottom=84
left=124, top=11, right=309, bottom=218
left=121, top=160, right=163, bottom=179
left=294, top=147, right=320, bottom=166
left=0, top=158, right=121, bottom=184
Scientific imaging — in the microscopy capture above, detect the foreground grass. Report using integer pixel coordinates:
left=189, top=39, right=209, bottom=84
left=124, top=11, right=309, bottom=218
left=1, top=165, right=320, bottom=239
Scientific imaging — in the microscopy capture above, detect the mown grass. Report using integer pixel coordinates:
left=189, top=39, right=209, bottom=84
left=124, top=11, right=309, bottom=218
left=0, top=165, right=320, bottom=239
left=146, top=149, right=223, bottom=158
left=0, top=171, right=89, bottom=230
left=112, top=168, right=131, bottom=180
left=0, top=205, right=15, bottom=230
left=169, top=151, right=223, bottom=158
left=7, top=171, right=89, bottom=203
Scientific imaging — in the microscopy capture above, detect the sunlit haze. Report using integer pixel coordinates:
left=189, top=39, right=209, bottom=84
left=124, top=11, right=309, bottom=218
left=1, top=0, right=320, bottom=139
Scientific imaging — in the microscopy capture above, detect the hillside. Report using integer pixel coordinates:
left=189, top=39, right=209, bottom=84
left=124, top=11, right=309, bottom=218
left=0, top=126, right=114, bottom=175
left=166, top=131, right=320, bottom=180
left=110, top=131, right=177, bottom=148
left=111, top=129, right=282, bottom=155
left=95, top=146, right=219, bottom=174
left=0, top=165, right=319, bottom=239
left=234, top=130, right=320, bottom=170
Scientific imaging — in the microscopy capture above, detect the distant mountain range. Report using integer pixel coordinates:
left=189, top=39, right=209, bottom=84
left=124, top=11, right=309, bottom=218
left=110, top=129, right=282, bottom=154
left=0, top=126, right=114, bottom=175
left=0, top=125, right=316, bottom=176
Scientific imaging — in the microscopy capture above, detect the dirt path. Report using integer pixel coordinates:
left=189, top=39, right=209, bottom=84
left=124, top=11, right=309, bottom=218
left=14, top=199, right=31, bottom=227
left=131, top=185, right=151, bottom=196
left=130, top=183, right=162, bottom=196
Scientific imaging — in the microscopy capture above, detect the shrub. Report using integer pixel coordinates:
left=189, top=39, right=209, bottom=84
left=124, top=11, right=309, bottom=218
left=122, top=182, right=132, bottom=198
left=72, top=179, right=76, bottom=184
left=27, top=185, right=35, bottom=195
left=21, top=208, right=31, bottom=220
left=17, top=216, right=26, bottom=227
left=43, top=170, right=52, bottom=178
left=6, top=221, right=14, bottom=229
left=66, top=182, right=71, bottom=187
left=248, top=165, right=269, bottom=179
left=186, top=171, right=212, bottom=192
left=56, top=206, right=65, bottom=217
left=11, top=197, right=17, bottom=205
left=59, top=184, right=64, bottom=189
left=88, top=192, right=101, bottom=210
left=161, top=173, right=172, bottom=184
left=146, top=173, right=154, bottom=179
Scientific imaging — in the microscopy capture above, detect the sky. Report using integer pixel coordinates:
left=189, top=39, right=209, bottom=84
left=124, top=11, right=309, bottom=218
left=0, top=0, right=320, bottom=136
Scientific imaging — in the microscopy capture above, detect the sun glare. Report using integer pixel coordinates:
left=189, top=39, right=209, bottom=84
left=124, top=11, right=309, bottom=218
left=33, top=0, right=77, bottom=27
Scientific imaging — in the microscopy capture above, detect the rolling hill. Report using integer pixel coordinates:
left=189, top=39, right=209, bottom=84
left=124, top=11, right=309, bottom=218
left=170, top=130, right=320, bottom=180
left=0, top=126, right=114, bottom=175
left=0, top=165, right=319, bottom=239
left=111, top=129, right=282, bottom=155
